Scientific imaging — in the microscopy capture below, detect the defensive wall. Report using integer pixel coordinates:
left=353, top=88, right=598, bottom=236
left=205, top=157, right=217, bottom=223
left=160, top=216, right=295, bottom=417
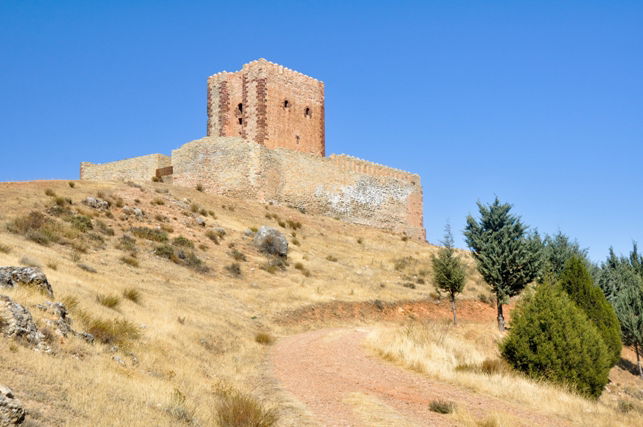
left=81, top=137, right=425, bottom=240
left=80, top=59, right=426, bottom=240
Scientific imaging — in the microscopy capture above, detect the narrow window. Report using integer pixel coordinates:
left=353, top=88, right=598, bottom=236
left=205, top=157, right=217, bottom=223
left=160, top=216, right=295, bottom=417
left=237, top=103, right=243, bottom=113
left=238, top=118, right=243, bottom=125
left=283, top=100, right=289, bottom=108
left=304, top=107, right=311, bottom=117
left=296, top=135, right=300, bottom=145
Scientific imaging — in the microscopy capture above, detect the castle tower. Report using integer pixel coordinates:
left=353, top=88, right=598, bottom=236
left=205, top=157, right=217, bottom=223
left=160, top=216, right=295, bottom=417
left=207, top=59, right=325, bottom=156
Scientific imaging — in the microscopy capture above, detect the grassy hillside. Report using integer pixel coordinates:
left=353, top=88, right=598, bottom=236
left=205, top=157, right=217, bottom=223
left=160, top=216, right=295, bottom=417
left=0, top=180, right=640, bottom=426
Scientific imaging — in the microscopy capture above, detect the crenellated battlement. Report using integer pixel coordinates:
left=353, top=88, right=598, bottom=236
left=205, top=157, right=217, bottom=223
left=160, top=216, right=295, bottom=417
left=81, top=60, right=426, bottom=240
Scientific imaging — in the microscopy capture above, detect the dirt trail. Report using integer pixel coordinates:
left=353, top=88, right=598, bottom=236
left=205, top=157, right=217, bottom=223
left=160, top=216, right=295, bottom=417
left=270, top=327, right=567, bottom=427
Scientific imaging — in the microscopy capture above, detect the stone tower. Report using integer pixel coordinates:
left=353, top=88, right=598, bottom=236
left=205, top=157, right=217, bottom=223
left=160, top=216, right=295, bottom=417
left=206, top=59, right=325, bottom=156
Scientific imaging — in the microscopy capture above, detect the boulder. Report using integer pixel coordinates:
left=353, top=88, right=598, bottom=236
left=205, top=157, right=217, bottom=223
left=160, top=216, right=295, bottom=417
left=0, top=296, right=50, bottom=352
left=0, top=267, right=54, bottom=298
left=195, top=216, right=206, bottom=227
left=0, top=385, right=25, bottom=426
left=37, top=302, right=73, bottom=338
left=122, top=206, right=144, bottom=218
left=253, top=226, right=288, bottom=258
left=83, top=196, right=110, bottom=210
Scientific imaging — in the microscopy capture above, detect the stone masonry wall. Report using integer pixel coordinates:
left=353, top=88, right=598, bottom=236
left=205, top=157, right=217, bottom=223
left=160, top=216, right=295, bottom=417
left=207, top=59, right=325, bottom=157
left=80, top=154, right=171, bottom=182
left=171, top=137, right=425, bottom=239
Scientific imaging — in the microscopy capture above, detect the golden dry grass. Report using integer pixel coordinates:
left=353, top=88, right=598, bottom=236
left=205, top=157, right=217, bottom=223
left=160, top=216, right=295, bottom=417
left=367, top=320, right=643, bottom=427
left=0, top=179, right=485, bottom=425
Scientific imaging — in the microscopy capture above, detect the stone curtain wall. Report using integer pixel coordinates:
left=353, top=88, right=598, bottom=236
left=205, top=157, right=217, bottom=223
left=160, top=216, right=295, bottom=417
left=207, top=59, right=325, bottom=157
left=172, top=137, right=425, bottom=239
left=80, top=154, right=171, bottom=182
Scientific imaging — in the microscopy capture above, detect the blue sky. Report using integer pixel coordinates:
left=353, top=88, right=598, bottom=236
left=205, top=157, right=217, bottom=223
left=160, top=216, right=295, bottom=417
left=1, top=1, right=641, bottom=262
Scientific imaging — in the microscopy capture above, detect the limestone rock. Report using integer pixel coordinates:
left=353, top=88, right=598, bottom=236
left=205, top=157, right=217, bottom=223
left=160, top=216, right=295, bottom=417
left=253, top=226, right=288, bottom=257
left=83, top=196, right=110, bottom=210
left=123, top=206, right=144, bottom=218
left=38, top=302, right=73, bottom=338
left=0, top=385, right=26, bottom=426
left=195, top=216, right=206, bottom=227
left=0, top=267, right=54, bottom=298
left=0, top=296, right=50, bottom=352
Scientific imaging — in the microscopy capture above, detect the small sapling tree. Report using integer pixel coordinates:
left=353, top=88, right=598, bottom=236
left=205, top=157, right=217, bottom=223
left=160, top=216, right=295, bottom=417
left=464, top=198, right=542, bottom=331
left=431, top=224, right=466, bottom=325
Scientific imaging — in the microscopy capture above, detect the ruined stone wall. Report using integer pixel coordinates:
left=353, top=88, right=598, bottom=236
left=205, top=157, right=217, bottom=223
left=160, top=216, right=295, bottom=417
left=171, top=137, right=425, bottom=239
left=80, top=154, right=171, bottom=182
left=207, top=59, right=325, bottom=157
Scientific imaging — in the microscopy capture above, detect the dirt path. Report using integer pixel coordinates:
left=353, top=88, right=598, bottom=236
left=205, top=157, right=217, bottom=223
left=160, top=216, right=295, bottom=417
left=270, top=327, right=566, bottom=427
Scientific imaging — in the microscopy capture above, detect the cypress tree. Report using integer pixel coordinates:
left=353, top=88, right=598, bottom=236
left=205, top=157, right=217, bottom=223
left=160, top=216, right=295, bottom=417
left=558, top=257, right=622, bottom=366
left=431, top=224, right=466, bottom=325
left=501, top=284, right=610, bottom=398
left=464, top=198, right=542, bottom=331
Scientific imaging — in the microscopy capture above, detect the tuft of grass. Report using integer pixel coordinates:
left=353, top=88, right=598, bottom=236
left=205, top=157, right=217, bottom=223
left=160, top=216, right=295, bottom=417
left=131, top=227, right=168, bottom=242
left=228, top=248, right=247, bottom=262
left=205, top=230, right=220, bottom=245
left=255, top=332, right=274, bottom=345
left=68, top=181, right=76, bottom=188
left=196, top=183, right=204, bottom=192
left=46, top=261, right=58, bottom=270
left=357, top=237, right=363, bottom=244
left=96, top=294, right=121, bottom=309
left=122, top=288, right=141, bottom=304
left=67, top=215, right=93, bottom=233
left=120, top=255, right=139, bottom=268
left=116, top=235, right=137, bottom=252
left=154, top=245, right=209, bottom=273
left=151, top=198, right=165, bottom=206
left=45, top=188, right=56, bottom=197
left=172, top=236, right=194, bottom=248
left=429, top=399, right=455, bottom=414
left=95, top=220, right=115, bottom=236
left=160, top=223, right=174, bottom=233
left=165, top=388, right=195, bottom=424
left=215, top=387, right=278, bottom=427
left=0, top=243, right=11, bottom=254
left=286, top=219, right=302, bottom=230
left=7, top=211, right=64, bottom=246
left=20, top=256, right=41, bottom=267
left=78, top=263, right=97, bottom=273
left=393, top=256, right=417, bottom=271
left=326, top=255, right=338, bottom=262
left=225, top=263, right=242, bottom=278
left=190, top=203, right=199, bottom=213
left=250, top=226, right=258, bottom=233
left=78, top=312, right=140, bottom=346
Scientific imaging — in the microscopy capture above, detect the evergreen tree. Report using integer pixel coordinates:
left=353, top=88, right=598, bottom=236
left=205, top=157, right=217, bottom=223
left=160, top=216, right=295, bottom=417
left=597, top=244, right=643, bottom=378
left=431, top=224, right=466, bottom=325
left=540, top=232, right=591, bottom=280
left=558, top=257, right=622, bottom=366
left=501, top=283, right=611, bottom=398
left=463, top=198, right=542, bottom=331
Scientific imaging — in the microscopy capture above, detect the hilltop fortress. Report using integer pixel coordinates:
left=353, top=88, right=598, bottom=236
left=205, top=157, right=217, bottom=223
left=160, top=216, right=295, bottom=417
left=80, top=59, right=426, bottom=239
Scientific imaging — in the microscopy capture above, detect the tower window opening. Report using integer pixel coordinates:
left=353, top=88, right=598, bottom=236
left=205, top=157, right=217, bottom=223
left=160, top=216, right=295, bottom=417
left=238, top=118, right=243, bottom=125
left=237, top=103, right=243, bottom=113
left=296, top=135, right=300, bottom=145
left=283, top=100, right=289, bottom=108
left=304, top=107, right=311, bottom=117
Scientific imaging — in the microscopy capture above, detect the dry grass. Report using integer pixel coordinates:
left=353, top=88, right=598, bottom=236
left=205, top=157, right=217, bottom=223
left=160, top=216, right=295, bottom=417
left=96, top=294, right=121, bottom=309
left=367, top=321, right=643, bottom=426
left=255, top=332, right=274, bottom=345
left=215, top=386, right=278, bottom=427
left=0, top=179, right=484, bottom=425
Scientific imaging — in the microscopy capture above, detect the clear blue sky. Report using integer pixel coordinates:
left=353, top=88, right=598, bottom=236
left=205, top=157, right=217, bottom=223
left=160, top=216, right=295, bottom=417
left=1, top=1, right=641, bottom=262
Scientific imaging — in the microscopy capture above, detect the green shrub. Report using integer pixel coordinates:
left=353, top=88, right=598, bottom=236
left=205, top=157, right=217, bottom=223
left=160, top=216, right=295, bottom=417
left=172, top=236, right=194, bottom=248
left=205, top=230, right=220, bottom=245
left=68, top=215, right=93, bottom=233
left=116, top=235, right=137, bottom=252
left=558, top=256, right=622, bottom=366
left=7, top=211, right=63, bottom=245
left=501, top=284, right=610, bottom=398
left=215, top=387, right=277, bottom=427
left=95, top=220, right=115, bottom=236
left=154, top=245, right=208, bottom=273
left=131, top=227, right=168, bottom=242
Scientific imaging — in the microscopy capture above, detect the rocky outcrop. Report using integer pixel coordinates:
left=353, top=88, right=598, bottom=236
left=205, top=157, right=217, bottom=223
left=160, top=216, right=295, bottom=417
left=0, top=385, right=25, bottom=426
left=36, top=301, right=73, bottom=338
left=0, top=267, right=54, bottom=298
left=0, top=296, right=50, bottom=353
left=253, top=226, right=288, bottom=258
left=83, top=197, right=110, bottom=210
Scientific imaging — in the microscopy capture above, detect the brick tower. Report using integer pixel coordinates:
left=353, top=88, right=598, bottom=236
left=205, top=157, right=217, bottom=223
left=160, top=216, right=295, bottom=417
left=206, top=59, right=325, bottom=156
